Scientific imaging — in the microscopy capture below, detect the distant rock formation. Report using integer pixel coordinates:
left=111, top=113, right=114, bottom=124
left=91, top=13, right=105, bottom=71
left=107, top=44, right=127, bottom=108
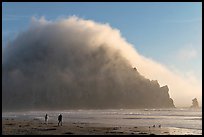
left=2, top=22, right=176, bottom=110
left=190, top=98, right=199, bottom=108
left=3, top=64, right=176, bottom=110
left=2, top=43, right=176, bottom=110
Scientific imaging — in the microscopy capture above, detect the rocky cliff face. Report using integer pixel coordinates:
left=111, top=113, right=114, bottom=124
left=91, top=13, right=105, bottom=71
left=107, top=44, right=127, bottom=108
left=2, top=44, right=175, bottom=110
left=2, top=22, right=175, bottom=110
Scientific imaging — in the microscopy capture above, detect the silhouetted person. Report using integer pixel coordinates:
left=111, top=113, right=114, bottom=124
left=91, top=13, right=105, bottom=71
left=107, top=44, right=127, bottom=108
left=58, top=114, right=62, bottom=126
left=45, top=113, right=48, bottom=125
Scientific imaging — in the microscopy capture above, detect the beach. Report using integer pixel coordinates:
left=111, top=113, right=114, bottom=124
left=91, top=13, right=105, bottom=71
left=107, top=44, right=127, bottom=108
left=2, top=108, right=202, bottom=135
left=2, top=117, right=199, bottom=135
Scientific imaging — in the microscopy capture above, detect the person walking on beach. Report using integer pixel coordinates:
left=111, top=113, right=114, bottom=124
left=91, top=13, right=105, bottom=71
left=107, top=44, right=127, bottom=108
left=58, top=114, right=62, bottom=126
left=45, top=113, right=48, bottom=125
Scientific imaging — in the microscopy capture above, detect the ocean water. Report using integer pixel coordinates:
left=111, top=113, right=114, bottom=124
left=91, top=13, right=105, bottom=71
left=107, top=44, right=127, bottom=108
left=2, top=108, right=202, bottom=135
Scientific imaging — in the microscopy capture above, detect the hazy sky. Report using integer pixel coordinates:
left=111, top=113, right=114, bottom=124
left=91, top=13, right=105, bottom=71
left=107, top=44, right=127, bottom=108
left=2, top=2, right=202, bottom=107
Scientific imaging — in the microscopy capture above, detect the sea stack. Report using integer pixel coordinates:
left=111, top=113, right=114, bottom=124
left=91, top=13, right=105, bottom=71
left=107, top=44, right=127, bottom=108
left=190, top=98, right=199, bottom=108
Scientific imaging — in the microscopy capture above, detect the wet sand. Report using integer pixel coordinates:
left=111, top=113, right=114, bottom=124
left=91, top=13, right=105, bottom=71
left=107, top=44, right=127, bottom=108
left=2, top=118, right=196, bottom=135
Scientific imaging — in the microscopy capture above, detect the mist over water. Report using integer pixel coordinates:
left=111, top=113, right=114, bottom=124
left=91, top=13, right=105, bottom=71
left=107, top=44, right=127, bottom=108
left=2, top=16, right=201, bottom=110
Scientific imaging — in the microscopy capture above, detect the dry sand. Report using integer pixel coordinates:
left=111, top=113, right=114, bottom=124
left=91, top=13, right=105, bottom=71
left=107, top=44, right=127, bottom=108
left=2, top=118, right=194, bottom=135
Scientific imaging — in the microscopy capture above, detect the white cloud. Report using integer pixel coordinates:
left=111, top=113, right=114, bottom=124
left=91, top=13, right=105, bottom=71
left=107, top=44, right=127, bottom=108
left=31, top=16, right=51, bottom=25
left=177, top=48, right=197, bottom=61
left=4, top=16, right=202, bottom=107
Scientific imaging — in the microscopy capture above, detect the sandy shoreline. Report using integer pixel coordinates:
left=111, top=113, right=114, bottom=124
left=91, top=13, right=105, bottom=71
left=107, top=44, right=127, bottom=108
left=2, top=117, right=199, bottom=135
